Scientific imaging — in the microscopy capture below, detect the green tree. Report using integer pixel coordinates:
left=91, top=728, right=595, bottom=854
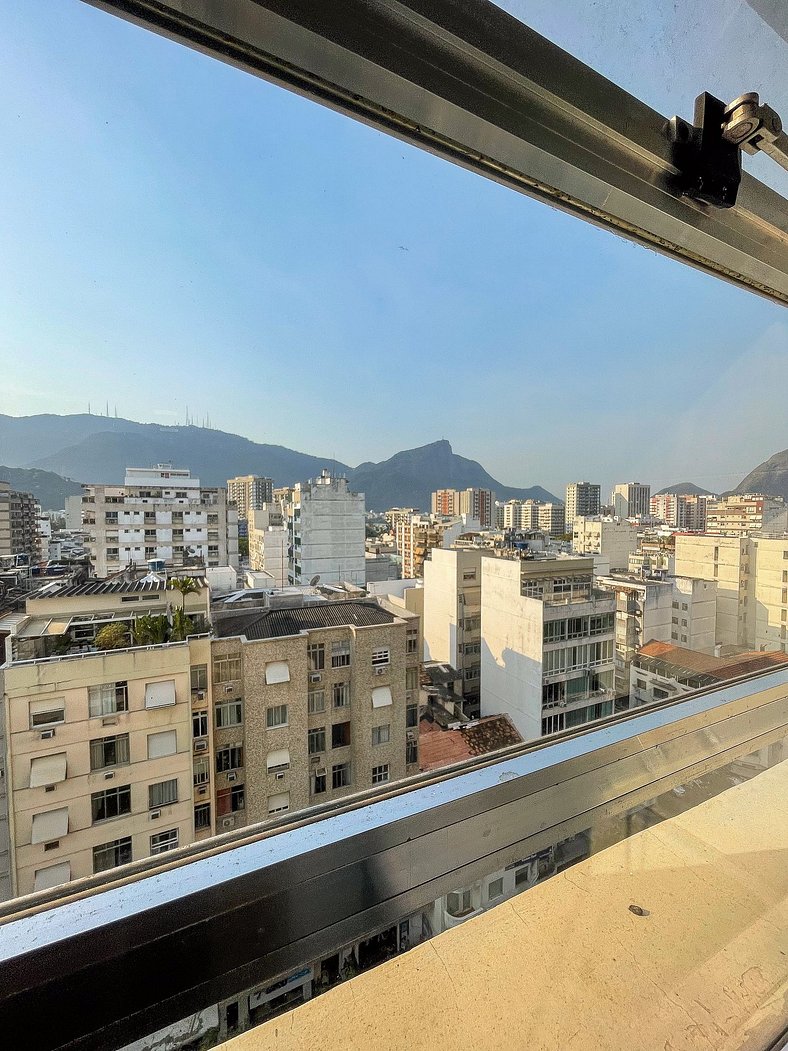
left=95, top=623, right=130, bottom=650
left=170, top=607, right=195, bottom=643
left=132, top=613, right=170, bottom=646
left=169, top=576, right=201, bottom=611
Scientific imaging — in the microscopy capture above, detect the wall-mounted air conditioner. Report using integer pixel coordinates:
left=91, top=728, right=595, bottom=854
left=310, top=755, right=321, bottom=765
left=227, top=771, right=237, bottom=782
left=102, top=717, right=118, bottom=727
left=198, top=786, right=207, bottom=796
left=309, top=673, right=322, bottom=683
left=275, top=771, right=285, bottom=781
left=222, top=817, right=234, bottom=829
left=195, top=690, right=206, bottom=700
left=374, top=667, right=386, bottom=676
left=40, top=729, right=55, bottom=740
left=103, top=771, right=115, bottom=780
left=223, top=684, right=235, bottom=694
left=194, top=739, right=208, bottom=753
left=150, top=809, right=161, bottom=820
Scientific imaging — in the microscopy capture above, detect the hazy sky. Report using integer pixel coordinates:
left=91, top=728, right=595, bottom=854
left=0, top=1, right=786, bottom=499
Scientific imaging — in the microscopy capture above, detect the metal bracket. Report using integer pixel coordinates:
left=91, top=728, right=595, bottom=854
left=668, top=93, right=742, bottom=208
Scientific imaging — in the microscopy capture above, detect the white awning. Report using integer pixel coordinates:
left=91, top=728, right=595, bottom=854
left=148, top=729, right=177, bottom=759
left=145, top=679, right=176, bottom=708
left=31, top=808, right=69, bottom=844
left=33, top=861, right=71, bottom=892
left=265, top=661, right=290, bottom=685
left=266, top=749, right=291, bottom=771
left=372, top=686, right=393, bottom=708
left=29, top=753, right=67, bottom=788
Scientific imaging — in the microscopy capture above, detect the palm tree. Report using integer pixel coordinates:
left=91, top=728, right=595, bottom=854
left=170, top=607, right=195, bottom=643
left=169, top=576, right=200, bottom=612
left=132, top=613, right=170, bottom=646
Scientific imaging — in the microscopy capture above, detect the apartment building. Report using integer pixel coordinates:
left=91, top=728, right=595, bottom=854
left=395, top=514, right=477, bottom=579
left=705, top=494, right=787, bottom=537
left=284, top=472, right=365, bottom=586
left=211, top=599, right=422, bottom=826
left=0, top=481, right=39, bottom=566
left=500, top=500, right=539, bottom=531
left=565, top=482, right=600, bottom=529
left=751, top=536, right=788, bottom=653
left=248, top=507, right=288, bottom=586
left=227, top=476, right=274, bottom=524
left=83, top=465, right=238, bottom=576
left=431, top=489, right=494, bottom=529
left=611, top=482, right=651, bottom=519
left=595, top=575, right=716, bottom=699
left=537, top=503, right=565, bottom=538
left=572, top=516, right=639, bottom=572
left=423, top=548, right=482, bottom=715
left=674, top=535, right=754, bottom=649
left=480, top=555, right=615, bottom=740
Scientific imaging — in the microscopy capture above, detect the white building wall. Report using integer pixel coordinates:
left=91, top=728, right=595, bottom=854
left=290, top=473, right=365, bottom=586
left=572, top=517, right=638, bottom=571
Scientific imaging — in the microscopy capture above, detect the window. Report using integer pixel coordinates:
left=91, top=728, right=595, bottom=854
left=308, top=688, right=325, bottom=714
left=406, top=630, right=419, bottom=654
left=31, top=807, right=69, bottom=844
left=446, top=889, right=473, bottom=917
left=148, top=779, right=178, bottom=809
left=372, top=724, right=390, bottom=746
left=653, top=688, right=670, bottom=700
left=193, top=757, right=210, bottom=785
left=267, top=792, right=290, bottom=814
left=332, top=763, right=351, bottom=789
left=34, top=861, right=72, bottom=892
left=216, top=700, right=243, bottom=727
left=216, top=746, right=243, bottom=772
left=372, top=647, right=390, bottom=667
left=406, top=740, right=418, bottom=764
left=331, top=641, right=351, bottom=668
left=406, top=703, right=418, bottom=728
left=88, top=682, right=128, bottom=718
left=150, top=829, right=179, bottom=855
left=405, top=666, right=419, bottom=691
left=266, top=748, right=291, bottom=771
left=372, top=764, right=389, bottom=785
left=266, top=704, right=288, bottom=728
left=307, top=643, right=325, bottom=671
left=542, top=712, right=566, bottom=735
left=332, top=682, right=350, bottom=708
left=29, top=753, right=67, bottom=788
left=265, top=661, right=290, bottom=685
left=193, top=710, right=208, bottom=738
left=312, top=769, right=327, bottom=795
left=93, top=837, right=132, bottom=874
left=514, top=866, right=531, bottom=888
left=214, top=655, right=241, bottom=684
left=372, top=686, right=393, bottom=708
left=191, top=665, right=208, bottom=692
left=216, top=784, right=246, bottom=816
left=144, top=680, right=176, bottom=709
left=91, top=785, right=131, bottom=823
left=90, top=734, right=130, bottom=770
left=332, top=722, right=351, bottom=748
left=488, top=877, right=504, bottom=901
left=147, top=729, right=177, bottom=759
left=194, top=803, right=211, bottom=830
left=29, top=698, right=65, bottom=728
left=231, top=783, right=245, bottom=811
left=308, top=727, right=326, bottom=754
left=635, top=678, right=647, bottom=689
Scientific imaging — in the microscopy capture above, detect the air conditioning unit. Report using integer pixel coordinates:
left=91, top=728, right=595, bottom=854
left=223, top=684, right=235, bottom=694
left=315, top=767, right=326, bottom=778
left=195, top=690, right=206, bottom=700
left=150, top=809, right=161, bottom=820
left=102, top=717, right=118, bottom=727
left=275, top=771, right=286, bottom=781
left=222, top=817, right=235, bottom=829
left=309, top=673, right=322, bottom=683
left=406, top=730, right=416, bottom=741
left=310, top=755, right=321, bottom=765
left=198, top=785, right=207, bottom=796
left=194, top=739, right=208, bottom=753
left=374, top=667, right=386, bottom=676
left=103, top=771, right=115, bottom=780
left=227, top=771, right=237, bottom=783
left=40, top=729, right=55, bottom=740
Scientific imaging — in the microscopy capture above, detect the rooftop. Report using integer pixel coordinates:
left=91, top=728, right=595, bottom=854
left=214, top=600, right=397, bottom=640
left=419, top=714, right=523, bottom=772
left=29, top=575, right=208, bottom=599
left=637, top=640, right=788, bottom=681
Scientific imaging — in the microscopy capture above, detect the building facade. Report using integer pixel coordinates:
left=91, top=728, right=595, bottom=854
left=565, top=482, right=601, bottom=529
left=248, top=508, right=288, bottom=587
left=395, top=514, right=475, bottom=579
left=422, top=548, right=482, bottom=715
left=704, top=495, right=787, bottom=537
left=83, top=465, right=238, bottom=576
left=611, top=482, right=651, bottom=520
left=284, top=472, right=365, bottom=587
left=572, top=516, right=639, bottom=572
left=227, top=476, right=274, bottom=524
left=0, top=481, right=39, bottom=566
left=431, top=489, right=494, bottom=529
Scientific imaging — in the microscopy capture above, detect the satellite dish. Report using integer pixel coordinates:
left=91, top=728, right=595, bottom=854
left=309, top=574, right=321, bottom=586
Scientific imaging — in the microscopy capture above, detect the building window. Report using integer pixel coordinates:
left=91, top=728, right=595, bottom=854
left=308, top=727, right=326, bottom=755
left=653, top=687, right=670, bottom=700
left=307, top=643, right=325, bottom=671
left=89, top=734, right=130, bottom=771
left=372, top=724, right=390, bottom=747
left=488, top=877, right=504, bottom=901
left=148, top=730, right=177, bottom=759
left=308, top=688, right=325, bottom=714
left=216, top=746, right=243, bottom=772
left=406, top=630, right=419, bottom=654
left=266, top=704, right=288, bottom=728
left=148, top=778, right=178, bottom=809
left=446, top=889, right=473, bottom=917
left=93, top=837, right=132, bottom=874
left=372, top=764, right=389, bottom=785
left=405, top=667, right=419, bottom=692
left=332, top=682, right=351, bottom=709
left=312, top=769, right=327, bottom=795
left=265, top=661, right=290, bottom=685
left=372, top=648, right=390, bottom=667
left=29, top=698, right=65, bottom=728
left=332, top=763, right=351, bottom=789
left=194, top=803, right=211, bottom=830
left=191, top=665, right=208, bottom=693
left=193, top=757, right=210, bottom=785
left=88, top=682, right=128, bottom=718
left=150, top=829, right=179, bottom=855
left=91, top=785, right=132, bottom=823
left=406, top=703, right=418, bottom=728
left=193, top=710, right=208, bottom=738
left=214, top=655, right=241, bottom=684
left=216, top=784, right=246, bottom=816
left=406, top=740, right=418, bottom=765
left=331, top=641, right=351, bottom=668
left=267, top=792, right=290, bottom=815
left=332, top=722, right=351, bottom=748
left=541, top=712, right=566, bottom=736
left=216, top=700, right=243, bottom=728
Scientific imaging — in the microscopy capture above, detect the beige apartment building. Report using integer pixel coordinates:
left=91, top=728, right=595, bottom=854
left=431, top=489, right=494, bottom=529
left=0, top=481, right=39, bottom=566
left=248, top=507, right=287, bottom=586
left=611, top=482, right=651, bottom=519
left=396, top=514, right=471, bottom=579
left=226, top=476, right=274, bottom=523
left=565, top=482, right=600, bottom=529
left=705, top=494, right=787, bottom=537
left=423, top=547, right=482, bottom=715
left=572, top=516, right=639, bottom=572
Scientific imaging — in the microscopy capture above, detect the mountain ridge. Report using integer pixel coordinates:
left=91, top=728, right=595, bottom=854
left=734, top=448, right=788, bottom=502
left=654, top=482, right=715, bottom=496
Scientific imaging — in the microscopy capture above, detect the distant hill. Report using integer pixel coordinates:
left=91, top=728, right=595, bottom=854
left=0, top=466, right=82, bottom=511
left=735, top=449, right=788, bottom=501
left=654, top=482, right=715, bottom=496
left=0, top=415, right=555, bottom=512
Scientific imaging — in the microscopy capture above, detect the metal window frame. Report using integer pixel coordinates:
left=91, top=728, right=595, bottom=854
left=82, top=0, right=788, bottom=304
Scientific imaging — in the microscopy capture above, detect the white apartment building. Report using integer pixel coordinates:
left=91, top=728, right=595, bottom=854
left=674, top=535, right=755, bottom=649
left=572, top=516, right=639, bottom=572
left=480, top=555, right=615, bottom=741
left=705, top=494, right=787, bottom=537
left=83, top=465, right=238, bottom=576
left=285, top=472, right=365, bottom=586
left=611, top=482, right=651, bottom=519
left=64, top=494, right=84, bottom=531
left=423, top=548, right=482, bottom=714
left=248, top=508, right=288, bottom=587
left=227, top=476, right=274, bottom=523
left=565, top=482, right=600, bottom=529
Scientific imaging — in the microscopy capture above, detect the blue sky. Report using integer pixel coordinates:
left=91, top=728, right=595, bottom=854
left=0, top=1, right=786, bottom=499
